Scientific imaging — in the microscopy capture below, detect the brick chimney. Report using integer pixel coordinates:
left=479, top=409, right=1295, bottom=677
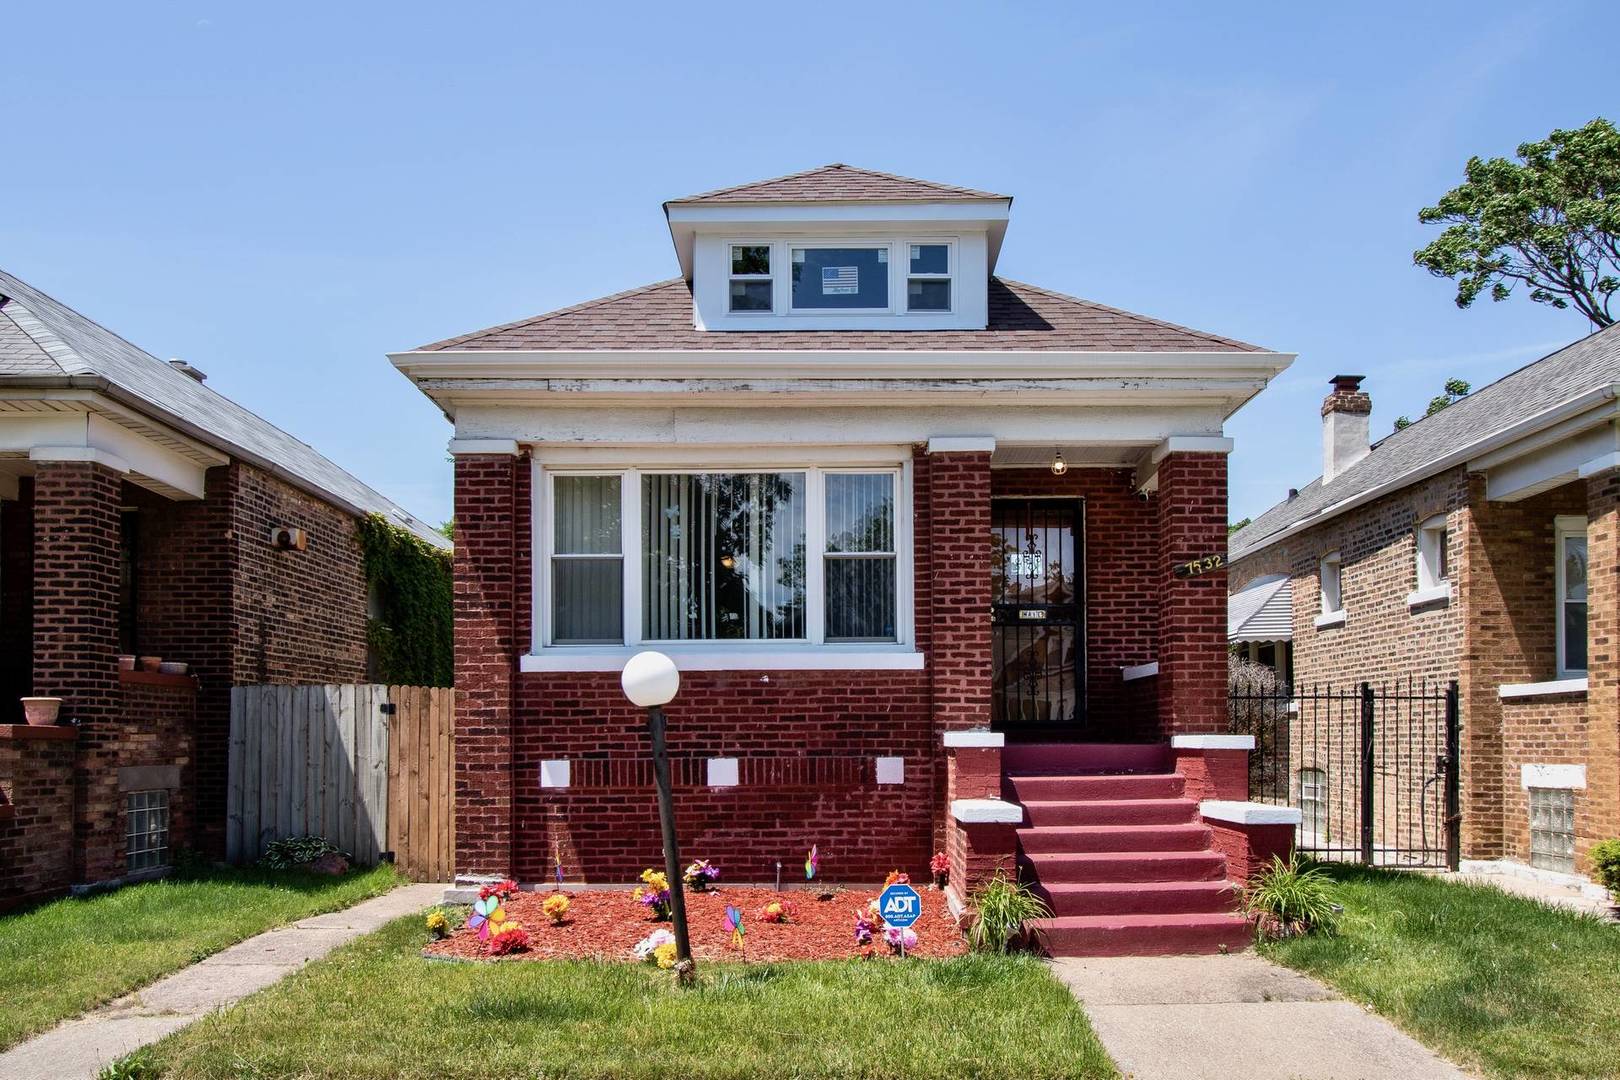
left=1322, top=374, right=1370, bottom=483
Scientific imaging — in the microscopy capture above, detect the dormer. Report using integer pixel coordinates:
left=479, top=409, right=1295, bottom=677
left=663, top=164, right=1012, bottom=332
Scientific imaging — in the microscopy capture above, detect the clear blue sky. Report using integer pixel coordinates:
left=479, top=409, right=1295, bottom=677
left=2, top=3, right=1612, bottom=528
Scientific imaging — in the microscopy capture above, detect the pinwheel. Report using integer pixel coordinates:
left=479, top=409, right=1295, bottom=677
left=724, top=905, right=746, bottom=953
left=805, top=844, right=819, bottom=881
left=467, top=894, right=506, bottom=942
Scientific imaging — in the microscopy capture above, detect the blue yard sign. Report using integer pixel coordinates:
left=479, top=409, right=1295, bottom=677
left=877, top=882, right=922, bottom=928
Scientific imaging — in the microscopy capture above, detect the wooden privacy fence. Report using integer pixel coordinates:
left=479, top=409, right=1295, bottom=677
left=226, top=684, right=454, bottom=880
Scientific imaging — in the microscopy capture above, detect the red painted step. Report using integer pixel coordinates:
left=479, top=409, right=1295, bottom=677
left=1021, top=797, right=1199, bottom=827
left=1020, top=849, right=1228, bottom=883
left=1034, top=880, right=1239, bottom=917
left=1028, top=912, right=1254, bottom=957
left=1001, top=742, right=1172, bottom=776
left=1005, top=773, right=1185, bottom=802
left=1016, top=823, right=1213, bottom=853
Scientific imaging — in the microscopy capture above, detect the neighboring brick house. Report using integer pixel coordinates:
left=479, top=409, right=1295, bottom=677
left=1228, top=325, right=1620, bottom=884
left=0, top=267, right=445, bottom=909
left=393, top=164, right=1298, bottom=954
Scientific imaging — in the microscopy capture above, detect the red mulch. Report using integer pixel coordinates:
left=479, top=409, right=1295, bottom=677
left=423, top=886, right=967, bottom=963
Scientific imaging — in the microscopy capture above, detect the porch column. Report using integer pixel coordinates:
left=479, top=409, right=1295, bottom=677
left=451, top=441, right=521, bottom=882
left=1152, top=442, right=1232, bottom=738
left=924, top=439, right=993, bottom=735
left=30, top=454, right=125, bottom=881
left=1583, top=465, right=1620, bottom=871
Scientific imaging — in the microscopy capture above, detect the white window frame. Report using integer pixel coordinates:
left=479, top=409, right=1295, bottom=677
left=905, top=241, right=955, bottom=315
left=727, top=243, right=774, bottom=314
left=1314, top=552, right=1345, bottom=628
left=1408, top=513, right=1451, bottom=608
left=528, top=454, right=919, bottom=671
left=1555, top=515, right=1588, bottom=679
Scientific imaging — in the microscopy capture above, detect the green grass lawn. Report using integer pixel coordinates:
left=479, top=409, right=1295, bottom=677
left=1262, top=864, right=1620, bottom=1079
left=0, top=863, right=400, bottom=1051
left=146, top=914, right=1118, bottom=1080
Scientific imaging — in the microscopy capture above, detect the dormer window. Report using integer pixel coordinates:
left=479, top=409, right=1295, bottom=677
left=907, top=243, right=951, bottom=311
left=791, top=246, right=890, bottom=311
left=729, top=245, right=773, bottom=312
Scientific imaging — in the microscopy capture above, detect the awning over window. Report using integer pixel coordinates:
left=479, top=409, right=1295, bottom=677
left=1229, top=574, right=1292, bottom=642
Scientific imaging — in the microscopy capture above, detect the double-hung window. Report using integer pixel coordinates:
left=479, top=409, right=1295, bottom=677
left=539, top=464, right=910, bottom=662
left=906, top=243, right=951, bottom=312
left=1556, top=516, right=1588, bottom=678
left=728, top=245, right=773, bottom=312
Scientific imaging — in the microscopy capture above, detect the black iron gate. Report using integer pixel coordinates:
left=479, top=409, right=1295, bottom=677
left=990, top=498, right=1084, bottom=734
left=1230, top=678, right=1460, bottom=869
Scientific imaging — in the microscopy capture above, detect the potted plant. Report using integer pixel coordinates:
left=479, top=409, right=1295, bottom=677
left=20, top=697, right=62, bottom=726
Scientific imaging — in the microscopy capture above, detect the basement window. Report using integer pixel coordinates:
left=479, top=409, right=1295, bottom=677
left=1528, top=787, right=1575, bottom=873
left=126, top=789, right=170, bottom=873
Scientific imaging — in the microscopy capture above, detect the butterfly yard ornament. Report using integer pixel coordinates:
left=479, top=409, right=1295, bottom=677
left=724, top=905, right=746, bottom=959
left=805, top=845, right=819, bottom=881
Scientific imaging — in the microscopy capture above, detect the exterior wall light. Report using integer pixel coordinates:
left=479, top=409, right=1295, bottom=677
left=1050, top=449, right=1068, bottom=477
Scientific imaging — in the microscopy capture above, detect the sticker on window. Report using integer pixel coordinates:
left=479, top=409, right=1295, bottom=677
left=822, top=266, right=858, bottom=295
left=1005, top=552, right=1044, bottom=579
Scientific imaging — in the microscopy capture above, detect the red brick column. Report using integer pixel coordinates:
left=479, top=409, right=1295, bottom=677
left=0, top=724, right=79, bottom=911
left=453, top=452, right=519, bottom=880
left=928, top=450, right=992, bottom=734
left=1584, top=468, right=1620, bottom=871
left=31, top=460, right=124, bottom=881
left=1156, top=452, right=1229, bottom=736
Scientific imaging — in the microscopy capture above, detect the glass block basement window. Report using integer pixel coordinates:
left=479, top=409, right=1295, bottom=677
left=1528, top=787, right=1575, bottom=873
left=126, top=789, right=171, bottom=872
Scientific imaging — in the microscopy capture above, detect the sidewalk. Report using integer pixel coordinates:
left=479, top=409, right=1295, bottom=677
left=1052, top=953, right=1472, bottom=1080
left=0, top=881, right=445, bottom=1080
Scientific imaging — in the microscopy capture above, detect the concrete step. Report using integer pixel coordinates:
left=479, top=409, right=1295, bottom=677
left=1029, top=912, right=1254, bottom=957
left=1005, top=773, right=1185, bottom=802
left=1021, top=797, right=1200, bottom=827
left=1017, top=823, right=1213, bottom=854
left=1034, top=880, right=1240, bottom=917
left=1020, top=849, right=1228, bottom=883
left=1001, top=742, right=1171, bottom=776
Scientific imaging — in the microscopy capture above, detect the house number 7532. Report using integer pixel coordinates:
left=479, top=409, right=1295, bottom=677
left=1172, top=553, right=1225, bottom=579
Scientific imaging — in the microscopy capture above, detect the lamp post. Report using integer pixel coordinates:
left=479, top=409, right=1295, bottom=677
left=621, top=650, right=694, bottom=982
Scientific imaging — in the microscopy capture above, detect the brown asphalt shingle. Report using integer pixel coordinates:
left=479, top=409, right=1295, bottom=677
left=414, top=277, right=1265, bottom=353
left=666, top=163, right=1009, bottom=204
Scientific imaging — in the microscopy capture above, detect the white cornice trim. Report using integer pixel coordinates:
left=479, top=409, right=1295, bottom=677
left=448, top=439, right=520, bottom=457
left=1151, top=435, right=1235, bottom=462
left=29, top=445, right=131, bottom=472
left=1579, top=450, right=1620, bottom=478
left=927, top=436, right=995, bottom=454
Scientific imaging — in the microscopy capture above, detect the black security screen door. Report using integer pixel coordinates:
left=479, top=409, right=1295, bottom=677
left=991, top=499, right=1084, bottom=734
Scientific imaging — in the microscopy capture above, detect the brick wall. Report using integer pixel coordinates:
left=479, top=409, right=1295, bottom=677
left=1582, top=468, right=1620, bottom=867
left=0, top=480, right=34, bottom=723
left=0, top=725, right=77, bottom=911
left=1156, top=453, right=1230, bottom=735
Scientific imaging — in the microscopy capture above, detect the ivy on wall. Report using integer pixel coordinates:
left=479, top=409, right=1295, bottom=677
left=356, top=513, right=452, bottom=687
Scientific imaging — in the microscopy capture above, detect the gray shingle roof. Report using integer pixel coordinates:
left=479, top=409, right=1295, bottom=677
left=416, top=277, right=1266, bottom=353
left=1229, top=323, right=1620, bottom=560
left=666, top=163, right=1008, bottom=205
left=0, top=268, right=446, bottom=548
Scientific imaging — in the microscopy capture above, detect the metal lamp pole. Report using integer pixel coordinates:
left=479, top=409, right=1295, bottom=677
left=622, top=651, right=694, bottom=983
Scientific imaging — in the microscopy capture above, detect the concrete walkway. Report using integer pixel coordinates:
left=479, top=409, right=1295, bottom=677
left=1053, top=953, right=1473, bottom=1080
left=0, top=882, right=445, bottom=1080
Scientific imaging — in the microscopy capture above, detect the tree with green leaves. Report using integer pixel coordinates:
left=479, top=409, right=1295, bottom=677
left=1414, top=117, right=1618, bottom=327
left=1394, top=378, right=1470, bottom=431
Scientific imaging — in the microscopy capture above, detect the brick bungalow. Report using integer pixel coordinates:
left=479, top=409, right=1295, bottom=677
left=1229, top=324, right=1620, bottom=887
left=393, top=165, right=1299, bottom=954
left=0, top=267, right=445, bottom=909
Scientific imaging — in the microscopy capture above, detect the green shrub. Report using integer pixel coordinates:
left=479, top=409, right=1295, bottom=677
left=968, top=872, right=1051, bottom=954
left=98, top=1048, right=160, bottom=1080
left=258, top=836, right=348, bottom=871
left=1246, top=853, right=1340, bottom=938
left=1591, top=838, right=1620, bottom=901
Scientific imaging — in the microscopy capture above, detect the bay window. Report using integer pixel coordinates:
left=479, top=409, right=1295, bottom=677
left=537, top=463, right=912, bottom=664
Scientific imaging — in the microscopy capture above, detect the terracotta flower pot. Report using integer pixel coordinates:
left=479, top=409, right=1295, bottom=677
left=117, top=654, right=136, bottom=672
left=21, top=697, right=62, bottom=726
left=139, top=656, right=162, bottom=672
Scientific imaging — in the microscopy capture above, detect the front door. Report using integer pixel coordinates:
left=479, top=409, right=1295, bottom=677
left=990, top=498, right=1084, bottom=735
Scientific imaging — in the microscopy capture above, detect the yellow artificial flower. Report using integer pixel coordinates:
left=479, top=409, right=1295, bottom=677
left=425, top=910, right=448, bottom=932
left=653, top=941, right=678, bottom=970
left=542, top=894, right=571, bottom=922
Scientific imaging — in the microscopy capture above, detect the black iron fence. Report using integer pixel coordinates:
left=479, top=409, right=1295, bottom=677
left=1229, top=679, right=1460, bottom=870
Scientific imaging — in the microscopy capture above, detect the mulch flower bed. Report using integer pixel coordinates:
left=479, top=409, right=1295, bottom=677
left=424, top=886, right=967, bottom=962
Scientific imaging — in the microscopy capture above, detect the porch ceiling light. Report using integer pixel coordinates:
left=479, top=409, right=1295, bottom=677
left=1050, top=449, right=1068, bottom=477
left=621, top=650, right=680, bottom=708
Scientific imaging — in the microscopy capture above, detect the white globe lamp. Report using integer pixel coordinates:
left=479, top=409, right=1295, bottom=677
left=621, top=650, right=680, bottom=708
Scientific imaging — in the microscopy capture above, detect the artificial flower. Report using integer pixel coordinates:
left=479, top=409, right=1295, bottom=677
left=542, top=893, right=571, bottom=924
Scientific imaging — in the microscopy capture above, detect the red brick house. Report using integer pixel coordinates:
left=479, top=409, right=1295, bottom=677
left=1229, top=325, right=1620, bottom=890
left=394, top=165, right=1298, bottom=953
left=0, top=267, right=445, bottom=909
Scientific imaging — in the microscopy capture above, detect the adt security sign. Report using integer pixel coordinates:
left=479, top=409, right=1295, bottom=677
left=878, top=882, right=922, bottom=928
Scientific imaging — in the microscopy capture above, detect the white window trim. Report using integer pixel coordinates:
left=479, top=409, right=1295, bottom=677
left=531, top=456, right=917, bottom=670
left=1555, top=515, right=1588, bottom=679
left=1412, top=513, right=1450, bottom=604
left=904, top=240, right=955, bottom=315
left=727, top=242, right=774, bottom=314
left=1317, top=552, right=1343, bottom=624
left=1499, top=676, right=1588, bottom=699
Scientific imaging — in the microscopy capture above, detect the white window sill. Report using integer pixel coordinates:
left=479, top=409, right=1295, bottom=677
left=1498, top=677, right=1587, bottom=699
left=520, top=646, right=926, bottom=673
left=1121, top=661, right=1159, bottom=682
left=1313, top=610, right=1346, bottom=630
left=1405, top=584, right=1451, bottom=610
